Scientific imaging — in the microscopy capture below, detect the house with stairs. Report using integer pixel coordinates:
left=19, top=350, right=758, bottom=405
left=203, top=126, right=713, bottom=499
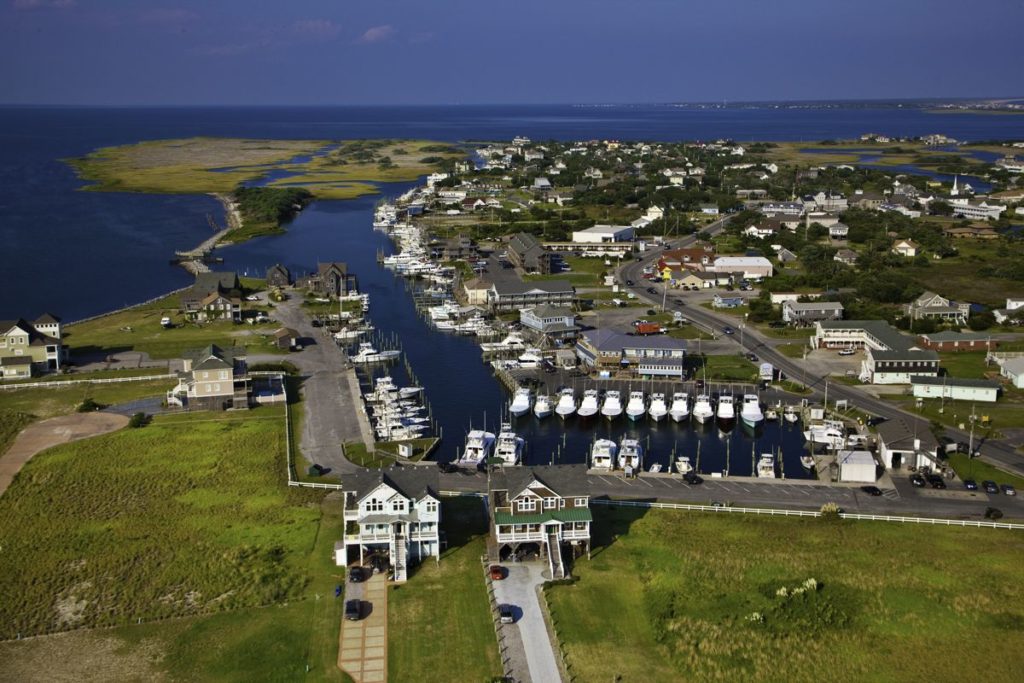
left=334, top=467, right=441, bottom=583
left=488, top=465, right=592, bottom=578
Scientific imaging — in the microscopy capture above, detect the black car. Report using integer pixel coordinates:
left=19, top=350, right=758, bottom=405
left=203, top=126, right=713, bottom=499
left=745, top=353, right=758, bottom=362
left=768, top=321, right=786, bottom=328
left=673, top=298, right=685, bottom=305
left=963, top=479, right=978, bottom=491
left=927, top=475, right=947, bottom=490
left=860, top=485, right=882, bottom=496
left=349, top=566, right=366, bottom=583
left=910, top=473, right=927, bottom=487
left=311, top=319, right=322, bottom=328
left=498, top=604, right=515, bottom=624
left=983, top=480, right=999, bottom=494
left=625, top=279, right=634, bottom=286
left=683, top=472, right=704, bottom=485
left=345, top=599, right=362, bottom=621
left=865, top=416, right=887, bottom=427
left=438, top=461, right=459, bottom=474
left=647, top=287, right=657, bottom=294
left=722, top=326, right=734, bottom=335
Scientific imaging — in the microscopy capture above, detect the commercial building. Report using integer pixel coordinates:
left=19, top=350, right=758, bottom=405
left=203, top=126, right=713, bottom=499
left=575, top=329, right=687, bottom=378
left=875, top=418, right=940, bottom=471
left=570, top=224, right=635, bottom=243
left=508, top=232, right=553, bottom=274
left=489, top=280, right=575, bottom=312
left=917, top=332, right=997, bottom=352
left=910, top=376, right=1000, bottom=403
left=519, top=305, right=578, bottom=341
left=711, top=256, right=773, bottom=279
left=838, top=450, right=878, bottom=483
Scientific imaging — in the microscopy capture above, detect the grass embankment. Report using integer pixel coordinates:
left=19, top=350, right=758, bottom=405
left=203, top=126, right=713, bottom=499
left=388, top=497, right=502, bottom=683
left=776, top=342, right=807, bottom=359
left=0, top=379, right=170, bottom=421
left=947, top=453, right=1024, bottom=489
left=546, top=505, right=1024, bottom=683
left=884, top=394, right=1023, bottom=438
left=524, top=256, right=613, bottom=285
left=0, top=410, right=34, bottom=455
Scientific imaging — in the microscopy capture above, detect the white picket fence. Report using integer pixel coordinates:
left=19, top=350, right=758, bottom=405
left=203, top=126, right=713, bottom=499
left=0, top=373, right=175, bottom=391
left=592, top=498, right=1024, bottom=530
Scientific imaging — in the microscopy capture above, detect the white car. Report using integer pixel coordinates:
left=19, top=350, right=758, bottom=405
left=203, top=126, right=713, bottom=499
left=245, top=295, right=261, bottom=302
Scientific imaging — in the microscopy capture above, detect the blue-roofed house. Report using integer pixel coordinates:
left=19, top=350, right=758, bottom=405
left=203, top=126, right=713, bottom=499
left=575, top=329, right=687, bottom=378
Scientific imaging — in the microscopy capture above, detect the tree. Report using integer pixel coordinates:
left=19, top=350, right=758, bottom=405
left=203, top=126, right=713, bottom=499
left=967, top=310, right=995, bottom=331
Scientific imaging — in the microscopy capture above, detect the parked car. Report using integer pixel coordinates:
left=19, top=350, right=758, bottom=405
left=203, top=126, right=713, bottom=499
left=345, top=599, right=362, bottom=621
left=983, top=480, right=999, bottom=494
left=1002, top=484, right=1017, bottom=496
left=927, top=475, right=947, bottom=490
left=683, top=472, right=704, bottom=485
left=437, top=461, right=458, bottom=474
left=625, top=279, right=634, bottom=286
left=311, top=319, right=322, bottom=328
left=910, top=474, right=927, bottom=487
left=722, top=326, right=734, bottom=335
left=838, top=348, right=856, bottom=356
left=866, top=416, right=887, bottom=427
left=498, top=604, right=515, bottom=624
left=768, top=321, right=786, bottom=328
left=245, top=295, right=260, bottom=302
left=860, top=485, right=882, bottom=496
left=349, top=566, right=366, bottom=583
left=646, top=287, right=657, bottom=294
left=489, top=565, right=505, bottom=581
left=673, top=298, right=685, bottom=305
left=745, top=353, right=757, bottom=362
left=963, top=479, right=978, bottom=491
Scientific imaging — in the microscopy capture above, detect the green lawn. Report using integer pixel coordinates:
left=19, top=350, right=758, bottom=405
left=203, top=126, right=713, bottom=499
left=938, top=351, right=997, bottom=380
left=546, top=506, right=1024, bottom=683
left=884, top=394, right=1024, bottom=438
left=691, top=354, right=759, bottom=382
left=946, top=453, right=1024, bottom=490
left=388, top=497, right=502, bottom=683
left=0, top=409, right=33, bottom=457
left=776, top=342, right=807, bottom=359
left=0, top=378, right=170, bottom=421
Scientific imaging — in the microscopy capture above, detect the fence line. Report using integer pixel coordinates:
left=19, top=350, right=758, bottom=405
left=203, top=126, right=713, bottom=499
left=0, top=373, right=175, bottom=391
left=592, top=498, right=1024, bottom=530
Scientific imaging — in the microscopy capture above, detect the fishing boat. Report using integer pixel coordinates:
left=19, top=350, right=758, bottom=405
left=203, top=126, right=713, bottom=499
left=626, top=391, right=647, bottom=421
left=765, top=407, right=779, bottom=421
left=494, top=424, right=524, bottom=466
left=458, top=429, right=496, bottom=467
left=554, top=388, right=577, bottom=419
left=533, top=394, right=553, bottom=419
left=349, top=343, right=401, bottom=364
left=676, top=455, right=694, bottom=475
left=601, top=390, right=623, bottom=420
left=740, top=394, right=764, bottom=428
left=803, top=420, right=846, bottom=450
left=398, top=386, right=423, bottom=398
left=716, top=394, right=735, bottom=422
left=669, top=392, right=690, bottom=422
left=756, top=452, right=777, bottom=478
left=590, top=439, right=617, bottom=470
left=692, top=394, right=714, bottom=424
left=648, top=393, right=668, bottom=422
left=783, top=405, right=800, bottom=423
left=618, top=438, right=643, bottom=471
left=509, top=387, right=532, bottom=417
left=577, top=389, right=600, bottom=419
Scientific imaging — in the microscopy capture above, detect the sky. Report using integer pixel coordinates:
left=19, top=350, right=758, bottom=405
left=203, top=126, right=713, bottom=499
left=1, top=0, right=1023, bottom=106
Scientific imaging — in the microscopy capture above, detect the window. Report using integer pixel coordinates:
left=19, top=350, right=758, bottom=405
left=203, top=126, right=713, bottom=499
left=220, top=370, right=229, bottom=380
left=202, top=371, right=209, bottom=379
left=543, top=497, right=558, bottom=510
left=213, top=383, right=221, bottom=393
left=425, top=500, right=438, bottom=514
left=517, top=498, right=536, bottom=512
left=575, top=497, right=588, bottom=507
left=391, top=499, right=405, bottom=513
left=367, top=498, right=384, bottom=512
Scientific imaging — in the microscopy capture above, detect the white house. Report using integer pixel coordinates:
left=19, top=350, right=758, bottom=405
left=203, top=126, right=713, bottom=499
left=911, top=376, right=1000, bottom=403
left=335, top=468, right=441, bottom=582
left=861, top=347, right=940, bottom=384
left=699, top=203, right=719, bottom=215
left=948, top=198, right=1006, bottom=221
left=892, top=239, right=919, bottom=257
left=828, top=223, right=849, bottom=239
left=1000, top=357, right=1024, bottom=389
left=520, top=305, right=578, bottom=341
left=782, top=301, right=844, bottom=325
left=875, top=419, right=940, bottom=471
left=993, top=298, right=1024, bottom=325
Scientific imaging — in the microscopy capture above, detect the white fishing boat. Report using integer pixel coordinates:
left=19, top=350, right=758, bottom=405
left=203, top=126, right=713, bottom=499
left=601, top=390, right=623, bottom=420
left=800, top=453, right=815, bottom=470
left=757, top=452, right=777, bottom=478
left=459, top=429, right=496, bottom=467
left=554, top=388, right=577, bottom=419
left=783, top=405, right=800, bottom=423
left=676, top=455, right=694, bottom=475
left=517, top=348, right=544, bottom=369
left=398, top=386, right=422, bottom=398
left=578, top=389, right=600, bottom=419
left=669, top=392, right=690, bottom=422
left=803, top=420, right=846, bottom=450
left=716, top=394, right=735, bottom=422
left=533, top=394, right=553, bottom=419
left=765, top=407, right=779, bottom=421
left=334, top=327, right=365, bottom=341
left=618, top=438, right=643, bottom=471
left=494, top=424, right=524, bottom=466
left=509, top=388, right=532, bottom=417
left=590, top=439, right=617, bottom=470
left=740, top=394, right=764, bottom=428
left=626, top=391, right=647, bottom=421
left=692, top=394, right=714, bottom=424
left=349, top=343, right=401, bottom=364
left=648, top=393, right=668, bottom=422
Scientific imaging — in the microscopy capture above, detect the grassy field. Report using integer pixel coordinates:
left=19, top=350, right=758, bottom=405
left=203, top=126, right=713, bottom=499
left=947, top=453, right=1024, bottom=490
left=524, top=256, right=613, bottom=286
left=903, top=241, right=1024, bottom=305
left=938, top=351, right=998, bottom=379
left=545, top=505, right=1024, bottom=683
left=884, top=394, right=1023, bottom=437
left=0, top=379, right=170, bottom=421
left=0, top=409, right=34, bottom=456
left=388, top=497, right=502, bottom=683
left=692, top=354, right=759, bottom=382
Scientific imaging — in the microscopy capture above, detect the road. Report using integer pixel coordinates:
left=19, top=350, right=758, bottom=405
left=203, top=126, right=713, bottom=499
left=617, top=218, right=1024, bottom=479
left=491, top=563, right=563, bottom=683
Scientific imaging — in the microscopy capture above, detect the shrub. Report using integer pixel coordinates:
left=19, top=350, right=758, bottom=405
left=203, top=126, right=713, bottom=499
left=76, top=397, right=103, bottom=412
left=819, top=502, right=842, bottom=518
left=985, top=507, right=1004, bottom=520
left=128, top=412, right=149, bottom=428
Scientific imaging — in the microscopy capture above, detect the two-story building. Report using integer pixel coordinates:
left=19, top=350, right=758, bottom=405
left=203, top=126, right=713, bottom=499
left=266, top=263, right=291, bottom=288
left=812, top=320, right=940, bottom=385
left=489, top=280, right=575, bottom=312
left=508, top=232, right=553, bottom=274
left=0, top=314, right=65, bottom=378
left=906, top=291, right=971, bottom=325
left=575, top=329, right=687, bottom=378
left=180, top=271, right=242, bottom=321
left=335, top=467, right=441, bottom=583
left=167, top=344, right=250, bottom=410
left=304, top=262, right=358, bottom=298
left=519, top=305, right=578, bottom=341
left=489, top=465, right=591, bottom=577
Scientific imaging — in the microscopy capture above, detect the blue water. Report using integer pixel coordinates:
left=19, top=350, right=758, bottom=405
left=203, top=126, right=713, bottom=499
left=798, top=147, right=993, bottom=192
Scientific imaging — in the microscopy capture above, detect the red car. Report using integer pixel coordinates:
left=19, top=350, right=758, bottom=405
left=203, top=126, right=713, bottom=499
left=489, top=565, right=505, bottom=580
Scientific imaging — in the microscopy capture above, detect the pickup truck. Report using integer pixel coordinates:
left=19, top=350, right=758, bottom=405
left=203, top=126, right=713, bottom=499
left=634, top=322, right=665, bottom=335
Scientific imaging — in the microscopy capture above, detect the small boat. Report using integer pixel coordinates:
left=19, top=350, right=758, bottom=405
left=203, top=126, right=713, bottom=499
left=625, top=391, right=647, bottom=421
left=740, top=394, right=764, bottom=428
left=716, top=394, right=735, bottom=422
left=509, top=388, right=532, bottom=417
left=648, top=393, right=668, bottom=422
left=669, top=392, right=690, bottom=422
left=458, top=429, right=496, bottom=467
left=578, top=389, right=600, bottom=419
left=618, top=438, right=643, bottom=471
left=783, top=405, right=800, bottom=423
left=590, top=439, right=617, bottom=470
left=692, top=394, right=714, bottom=424
left=676, top=455, right=693, bottom=475
left=494, top=424, right=524, bottom=466
left=765, top=407, right=779, bottom=421
left=803, top=420, right=846, bottom=450
left=801, top=453, right=815, bottom=470
left=757, top=452, right=777, bottom=478
left=554, top=388, right=577, bottom=419
left=398, top=386, right=423, bottom=398
left=648, top=463, right=663, bottom=473
left=601, top=391, right=623, bottom=420
left=533, top=394, right=553, bottom=419
left=349, top=343, right=401, bottom=364
left=334, top=327, right=364, bottom=341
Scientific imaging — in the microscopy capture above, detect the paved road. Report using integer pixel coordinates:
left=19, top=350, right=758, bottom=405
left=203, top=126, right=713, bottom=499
left=617, top=219, right=1024, bottom=480
left=492, top=563, right=562, bottom=683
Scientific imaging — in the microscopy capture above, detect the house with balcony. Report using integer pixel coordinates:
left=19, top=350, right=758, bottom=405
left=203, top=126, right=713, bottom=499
left=520, top=305, right=578, bottom=341
left=167, top=344, right=250, bottom=410
left=0, top=314, right=65, bottom=378
left=335, top=467, right=441, bottom=583
left=489, top=280, right=575, bottom=312
left=180, top=271, right=242, bottom=321
left=489, top=465, right=591, bottom=578
left=576, top=328, right=687, bottom=378
left=906, top=291, right=971, bottom=325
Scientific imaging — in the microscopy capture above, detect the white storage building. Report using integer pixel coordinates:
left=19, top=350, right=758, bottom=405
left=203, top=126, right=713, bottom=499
left=838, top=450, right=877, bottom=483
left=712, top=256, right=773, bottom=279
left=571, top=224, right=635, bottom=243
left=911, top=376, right=1000, bottom=403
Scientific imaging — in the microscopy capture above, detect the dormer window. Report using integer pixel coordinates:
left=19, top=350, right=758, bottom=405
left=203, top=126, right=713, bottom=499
left=367, top=498, right=384, bottom=512
left=543, top=497, right=558, bottom=510
left=517, top=498, right=536, bottom=512
left=392, top=499, right=405, bottom=513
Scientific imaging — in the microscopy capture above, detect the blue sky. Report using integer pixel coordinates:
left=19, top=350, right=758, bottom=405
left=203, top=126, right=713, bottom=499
left=2, top=0, right=1022, bottom=105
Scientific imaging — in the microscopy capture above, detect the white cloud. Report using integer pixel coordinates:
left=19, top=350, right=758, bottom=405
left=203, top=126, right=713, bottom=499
left=357, top=24, right=395, bottom=44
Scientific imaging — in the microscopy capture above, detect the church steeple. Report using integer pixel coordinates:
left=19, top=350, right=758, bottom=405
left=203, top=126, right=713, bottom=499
left=951, top=174, right=959, bottom=197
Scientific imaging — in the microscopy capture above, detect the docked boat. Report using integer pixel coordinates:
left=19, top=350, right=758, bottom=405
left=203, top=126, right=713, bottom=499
left=625, top=391, right=647, bottom=421
left=590, top=439, right=617, bottom=470
left=601, top=390, right=623, bottom=420
left=783, top=405, right=800, bottom=423
left=459, top=429, right=496, bottom=467
left=740, top=394, right=764, bottom=428
left=349, top=343, right=401, bottom=364
left=618, top=438, right=643, bottom=471
left=676, top=455, right=694, bottom=475
left=800, top=453, right=815, bottom=470
left=398, top=386, right=422, bottom=398
left=669, top=392, right=690, bottom=422
left=765, top=407, right=779, bottom=421
left=509, top=388, right=532, bottom=417
left=334, top=327, right=365, bottom=341
left=648, top=463, right=663, bottom=473
left=554, top=388, right=577, bottom=419
left=494, top=424, right=524, bottom=466
left=517, top=348, right=544, bottom=369
left=692, top=394, right=714, bottom=424
left=716, top=394, right=735, bottom=422
left=648, top=393, right=668, bottom=422
left=757, top=452, right=777, bottom=478
left=533, top=394, right=553, bottom=419
left=803, top=420, right=847, bottom=450
left=577, top=389, right=600, bottom=419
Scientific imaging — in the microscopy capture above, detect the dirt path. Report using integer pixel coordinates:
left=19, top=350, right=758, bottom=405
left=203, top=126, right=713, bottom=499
left=0, top=413, right=128, bottom=496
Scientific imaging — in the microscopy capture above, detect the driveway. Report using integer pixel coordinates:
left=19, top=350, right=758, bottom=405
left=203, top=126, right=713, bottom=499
left=338, top=572, right=388, bottom=683
left=492, top=563, right=562, bottom=683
